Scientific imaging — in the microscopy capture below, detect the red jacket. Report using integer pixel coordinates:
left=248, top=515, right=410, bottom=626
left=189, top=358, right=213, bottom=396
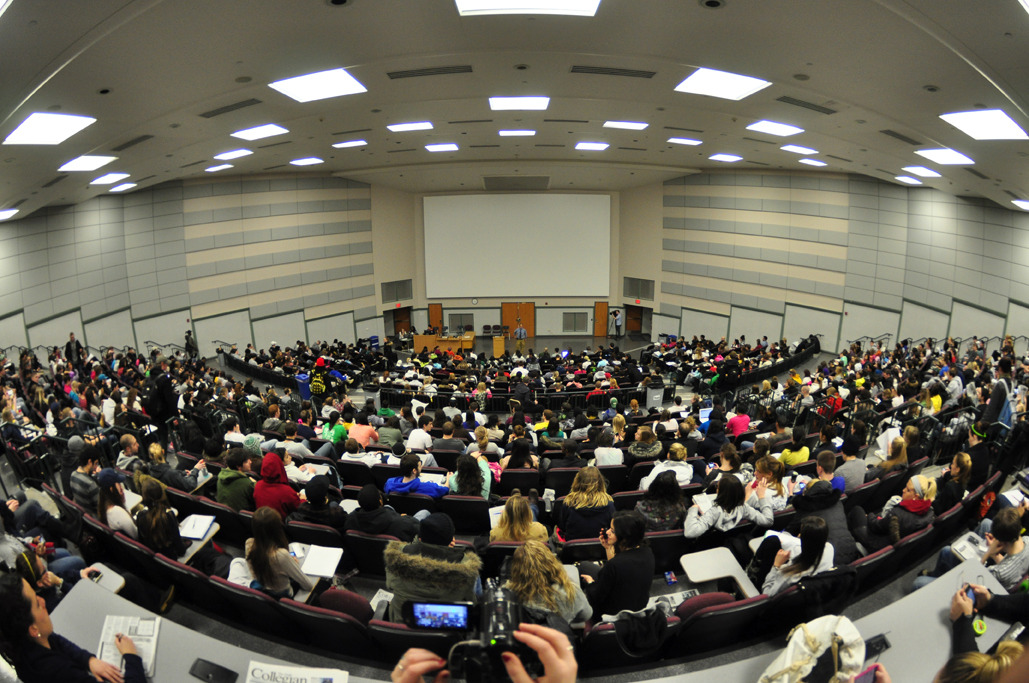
left=254, top=454, right=300, bottom=518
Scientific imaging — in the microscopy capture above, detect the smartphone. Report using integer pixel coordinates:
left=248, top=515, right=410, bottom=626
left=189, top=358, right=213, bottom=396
left=865, top=633, right=891, bottom=659
left=966, top=586, right=977, bottom=607
left=664, top=571, right=678, bottom=585
left=88, top=570, right=103, bottom=582
left=189, top=658, right=238, bottom=683
left=853, top=664, right=879, bottom=683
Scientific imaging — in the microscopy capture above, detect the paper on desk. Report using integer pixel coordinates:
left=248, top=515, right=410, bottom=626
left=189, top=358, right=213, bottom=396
left=1002, top=489, right=1026, bottom=506
left=305, top=463, right=331, bottom=475
left=288, top=543, right=306, bottom=559
left=301, top=544, right=344, bottom=578
left=371, top=588, right=394, bottom=612
left=179, top=514, right=215, bottom=540
left=98, top=615, right=160, bottom=676
left=340, top=499, right=360, bottom=513
left=247, top=661, right=348, bottom=683
left=420, top=472, right=447, bottom=485
left=692, top=493, right=715, bottom=515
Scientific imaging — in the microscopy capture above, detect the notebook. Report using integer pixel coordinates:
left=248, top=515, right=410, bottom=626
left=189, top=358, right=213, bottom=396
left=301, top=544, right=344, bottom=578
left=179, top=514, right=215, bottom=540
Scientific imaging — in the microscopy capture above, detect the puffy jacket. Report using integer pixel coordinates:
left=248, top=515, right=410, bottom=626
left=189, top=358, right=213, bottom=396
left=790, top=481, right=858, bottom=564
left=216, top=468, right=254, bottom=511
left=385, top=541, right=481, bottom=621
left=254, top=455, right=300, bottom=517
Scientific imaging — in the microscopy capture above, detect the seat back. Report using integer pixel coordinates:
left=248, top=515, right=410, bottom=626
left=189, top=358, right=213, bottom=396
left=431, top=450, right=460, bottom=473
left=336, top=460, right=375, bottom=488
left=497, top=469, right=541, bottom=496
left=112, top=531, right=157, bottom=580
left=842, top=479, right=880, bottom=514
left=613, top=489, right=645, bottom=511
left=482, top=541, right=523, bottom=578
left=908, top=456, right=929, bottom=477
left=210, top=576, right=290, bottom=635
left=646, top=530, right=690, bottom=574
left=849, top=545, right=895, bottom=594
left=791, top=459, right=818, bottom=477
left=387, top=492, right=437, bottom=517
left=627, top=461, right=656, bottom=490
left=931, top=503, right=966, bottom=544
left=577, top=617, right=681, bottom=671
left=278, top=599, right=373, bottom=654
left=673, top=595, right=770, bottom=654
left=543, top=468, right=582, bottom=498
left=559, top=538, right=606, bottom=564
left=153, top=553, right=226, bottom=608
left=344, top=530, right=400, bottom=578
left=195, top=496, right=249, bottom=546
left=165, top=487, right=203, bottom=520
left=597, top=465, right=628, bottom=494
left=438, top=496, right=491, bottom=534
left=286, top=519, right=344, bottom=549
left=869, top=469, right=907, bottom=510
left=888, top=524, right=935, bottom=572
left=369, top=620, right=466, bottom=660
left=770, top=506, right=797, bottom=532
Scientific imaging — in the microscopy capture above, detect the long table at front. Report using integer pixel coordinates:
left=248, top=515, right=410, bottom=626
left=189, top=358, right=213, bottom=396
left=52, top=580, right=384, bottom=682
left=412, top=332, right=475, bottom=351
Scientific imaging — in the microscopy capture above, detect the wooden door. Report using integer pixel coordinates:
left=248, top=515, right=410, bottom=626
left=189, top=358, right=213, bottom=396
left=501, top=302, right=535, bottom=338
left=428, top=303, right=443, bottom=332
left=625, top=304, right=645, bottom=334
left=593, top=301, right=608, bottom=337
left=393, top=307, right=411, bottom=334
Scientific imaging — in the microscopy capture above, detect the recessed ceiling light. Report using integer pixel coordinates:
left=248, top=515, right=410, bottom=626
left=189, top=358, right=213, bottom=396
left=915, top=148, right=974, bottom=165
left=603, top=120, right=648, bottom=130
left=90, top=172, right=130, bottom=185
left=674, top=67, right=772, bottom=101
left=781, top=144, right=818, bottom=154
left=58, top=155, right=117, bottom=172
left=895, top=176, right=923, bottom=185
left=0, top=1, right=13, bottom=22
left=498, top=129, right=536, bottom=136
left=213, top=149, right=253, bottom=161
left=426, top=143, right=459, bottom=152
left=3, top=112, right=97, bottom=145
left=489, top=96, right=550, bottom=110
left=939, top=109, right=1027, bottom=141
left=1020, top=0, right=1029, bottom=19
left=205, top=164, right=234, bottom=173
left=575, top=142, right=609, bottom=151
left=746, top=120, right=804, bottom=137
left=1012, top=199, right=1029, bottom=211
left=387, top=121, right=434, bottom=132
left=109, top=183, right=137, bottom=193
left=901, top=165, right=941, bottom=178
left=798, top=158, right=827, bottom=166
left=667, top=137, right=702, bottom=146
left=268, top=67, right=367, bottom=103
left=231, top=123, right=289, bottom=140
left=709, top=153, right=742, bottom=162
left=455, top=0, right=601, bottom=16
left=0, top=209, right=19, bottom=221
left=332, top=139, right=368, bottom=148
left=290, top=157, right=324, bottom=166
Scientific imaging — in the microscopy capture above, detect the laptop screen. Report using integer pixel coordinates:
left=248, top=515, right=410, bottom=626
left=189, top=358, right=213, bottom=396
left=698, top=407, right=713, bottom=422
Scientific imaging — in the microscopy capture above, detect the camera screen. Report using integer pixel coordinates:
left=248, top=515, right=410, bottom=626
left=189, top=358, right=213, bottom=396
left=412, top=603, right=469, bottom=629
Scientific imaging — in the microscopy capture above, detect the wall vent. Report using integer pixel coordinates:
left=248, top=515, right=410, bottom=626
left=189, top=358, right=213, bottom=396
left=543, top=118, right=590, bottom=124
left=745, top=160, right=771, bottom=166
left=331, top=127, right=372, bottom=136
left=618, top=146, right=646, bottom=151
left=387, top=65, right=473, bottom=79
left=386, top=148, right=416, bottom=153
left=825, top=154, right=852, bottom=162
left=180, top=160, right=206, bottom=168
left=664, top=125, right=704, bottom=133
left=199, top=98, right=262, bottom=118
left=570, top=65, right=656, bottom=78
left=776, top=96, right=837, bottom=115
left=742, top=136, right=776, bottom=145
left=468, top=144, right=500, bottom=148
left=448, top=119, right=493, bottom=124
left=535, top=143, right=565, bottom=147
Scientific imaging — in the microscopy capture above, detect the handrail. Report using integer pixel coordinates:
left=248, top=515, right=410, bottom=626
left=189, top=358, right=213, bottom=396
left=845, top=333, right=892, bottom=346
left=143, top=340, right=186, bottom=353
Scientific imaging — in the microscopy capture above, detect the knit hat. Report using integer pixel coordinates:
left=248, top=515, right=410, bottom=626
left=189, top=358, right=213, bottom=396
left=391, top=442, right=407, bottom=457
left=358, top=484, right=381, bottom=511
left=96, top=468, right=126, bottom=488
left=67, top=435, right=85, bottom=455
left=610, top=397, right=618, bottom=408
left=304, top=475, right=331, bottom=506
left=242, top=433, right=263, bottom=458
left=419, top=512, right=455, bottom=546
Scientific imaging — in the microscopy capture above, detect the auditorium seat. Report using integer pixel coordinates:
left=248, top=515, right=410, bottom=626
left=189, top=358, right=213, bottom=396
left=930, top=503, right=965, bottom=545
left=369, top=620, right=465, bottom=660
left=195, top=496, right=250, bottom=547
left=597, top=465, right=628, bottom=493
left=285, top=519, right=344, bottom=550
left=613, top=489, right=645, bottom=511
left=647, top=530, right=690, bottom=574
left=482, top=541, right=523, bottom=578
left=627, top=461, right=656, bottom=490
left=345, top=530, right=400, bottom=578
left=387, top=492, right=437, bottom=517
left=842, top=479, right=880, bottom=514
left=211, top=576, right=293, bottom=637
left=849, top=545, right=895, bottom=594
left=111, top=531, right=157, bottom=582
left=430, top=450, right=459, bottom=473
left=165, top=487, right=205, bottom=520
left=559, top=538, right=606, bottom=564
left=770, top=506, right=797, bottom=532
left=577, top=616, right=681, bottom=671
left=869, top=469, right=909, bottom=511
left=278, top=598, right=374, bottom=655
left=154, top=553, right=227, bottom=610
left=670, top=594, right=770, bottom=655
left=438, top=495, right=491, bottom=534
left=886, top=525, right=935, bottom=575
left=544, top=467, right=583, bottom=498
left=498, top=469, right=540, bottom=496
left=337, top=460, right=375, bottom=488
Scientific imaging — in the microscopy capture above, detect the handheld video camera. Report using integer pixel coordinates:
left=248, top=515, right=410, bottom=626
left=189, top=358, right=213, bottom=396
left=402, top=580, right=542, bottom=682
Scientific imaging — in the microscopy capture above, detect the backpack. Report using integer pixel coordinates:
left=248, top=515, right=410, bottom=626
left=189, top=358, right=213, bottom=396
left=309, top=372, right=326, bottom=396
left=759, top=615, right=865, bottom=683
left=997, top=378, right=1015, bottom=428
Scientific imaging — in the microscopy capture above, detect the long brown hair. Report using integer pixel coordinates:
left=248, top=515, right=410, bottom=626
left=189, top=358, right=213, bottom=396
left=506, top=540, right=576, bottom=612
left=138, top=479, right=175, bottom=550
left=564, top=466, right=612, bottom=509
left=494, top=494, right=534, bottom=541
left=247, top=506, right=290, bottom=587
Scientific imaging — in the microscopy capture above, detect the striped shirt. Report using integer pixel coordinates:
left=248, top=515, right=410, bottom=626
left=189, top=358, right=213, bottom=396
left=990, top=537, right=1029, bottom=591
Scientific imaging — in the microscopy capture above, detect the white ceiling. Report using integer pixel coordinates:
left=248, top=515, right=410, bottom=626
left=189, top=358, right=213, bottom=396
left=2, top=0, right=1029, bottom=218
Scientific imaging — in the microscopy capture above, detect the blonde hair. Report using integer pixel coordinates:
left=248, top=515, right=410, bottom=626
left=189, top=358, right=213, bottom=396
left=612, top=414, right=625, bottom=433
left=683, top=416, right=697, bottom=431
left=667, top=443, right=687, bottom=462
left=474, top=425, right=489, bottom=451
left=149, top=442, right=167, bottom=464
left=564, top=466, right=613, bottom=509
left=493, top=494, right=535, bottom=541
left=881, top=437, right=907, bottom=471
left=755, top=456, right=786, bottom=498
left=935, top=640, right=1023, bottom=683
left=506, top=540, right=576, bottom=612
left=909, top=474, right=938, bottom=501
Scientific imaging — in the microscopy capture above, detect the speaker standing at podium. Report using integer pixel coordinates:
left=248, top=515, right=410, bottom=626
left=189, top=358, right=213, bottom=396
left=514, top=320, right=528, bottom=356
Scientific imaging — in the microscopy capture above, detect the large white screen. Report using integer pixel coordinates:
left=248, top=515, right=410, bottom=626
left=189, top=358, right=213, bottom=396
left=424, top=194, right=611, bottom=298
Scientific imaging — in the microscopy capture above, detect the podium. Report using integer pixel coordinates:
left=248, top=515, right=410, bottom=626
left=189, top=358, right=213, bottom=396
left=492, top=336, right=506, bottom=358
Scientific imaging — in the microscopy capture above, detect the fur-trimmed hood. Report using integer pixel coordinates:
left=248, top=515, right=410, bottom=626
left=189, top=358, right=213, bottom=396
left=384, top=540, right=482, bottom=621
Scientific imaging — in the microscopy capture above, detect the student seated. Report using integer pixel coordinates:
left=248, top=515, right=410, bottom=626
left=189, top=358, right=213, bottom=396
left=506, top=540, right=592, bottom=624
left=216, top=447, right=256, bottom=511
left=287, top=475, right=347, bottom=533
left=639, top=442, right=694, bottom=489
left=384, top=453, right=450, bottom=499
left=555, top=466, right=614, bottom=541
left=634, top=471, right=687, bottom=531
left=685, top=476, right=774, bottom=539
left=747, top=517, right=834, bottom=596
left=848, top=474, right=936, bottom=553
left=579, top=511, right=655, bottom=618
left=490, top=494, right=548, bottom=543
left=864, top=436, right=907, bottom=482
left=703, top=443, right=746, bottom=492
left=344, top=484, right=419, bottom=541
left=777, top=425, right=810, bottom=467
left=933, top=452, right=972, bottom=514
left=748, top=456, right=789, bottom=512
left=446, top=453, right=491, bottom=500
left=245, top=507, right=315, bottom=598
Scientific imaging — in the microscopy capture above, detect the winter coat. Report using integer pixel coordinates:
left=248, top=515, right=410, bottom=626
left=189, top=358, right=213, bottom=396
left=254, top=455, right=300, bottom=517
left=216, top=468, right=254, bottom=511
left=789, top=481, right=858, bottom=565
left=385, top=541, right=482, bottom=621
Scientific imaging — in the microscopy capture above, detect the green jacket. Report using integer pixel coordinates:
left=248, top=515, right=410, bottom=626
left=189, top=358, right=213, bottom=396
left=216, top=468, right=255, bottom=511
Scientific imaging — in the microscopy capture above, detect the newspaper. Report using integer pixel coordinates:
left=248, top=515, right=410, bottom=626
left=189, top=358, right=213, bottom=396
left=692, top=493, right=716, bottom=515
left=420, top=472, right=447, bottom=485
left=97, top=615, right=160, bottom=676
left=246, top=661, right=348, bottom=683
left=647, top=588, right=700, bottom=612
left=370, top=588, right=394, bottom=613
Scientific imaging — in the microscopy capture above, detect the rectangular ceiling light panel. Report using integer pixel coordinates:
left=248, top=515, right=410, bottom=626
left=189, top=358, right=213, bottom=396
left=674, top=67, right=771, bottom=101
left=895, top=175, right=922, bottom=185
left=231, top=123, right=289, bottom=140
left=205, top=164, right=234, bottom=172
left=709, top=153, right=742, bottom=162
left=426, top=143, right=459, bottom=152
left=268, top=68, right=367, bottom=103
left=915, top=148, right=974, bottom=165
left=939, top=109, right=1027, bottom=140
left=109, top=183, right=137, bottom=192
left=575, top=141, right=609, bottom=150
left=603, top=120, right=648, bottom=130
left=58, top=155, right=117, bottom=171
left=4, top=112, right=97, bottom=145
left=0, top=209, right=19, bottom=220
left=798, top=158, right=826, bottom=166
left=901, top=165, right=940, bottom=178
left=781, top=144, right=817, bottom=154
left=668, top=137, right=702, bottom=145
left=489, top=96, right=550, bottom=110
left=499, top=129, right=536, bottom=136
left=387, top=121, right=434, bottom=132
left=455, top=1, right=601, bottom=16
left=90, top=172, right=130, bottom=185
left=290, top=157, right=324, bottom=165
left=746, top=120, right=803, bottom=136
left=333, top=139, right=368, bottom=148
left=213, top=149, right=253, bottom=160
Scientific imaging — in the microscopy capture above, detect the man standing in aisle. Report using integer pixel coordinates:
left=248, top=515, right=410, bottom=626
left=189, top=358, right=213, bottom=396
left=514, top=319, right=528, bottom=356
left=613, top=310, right=622, bottom=338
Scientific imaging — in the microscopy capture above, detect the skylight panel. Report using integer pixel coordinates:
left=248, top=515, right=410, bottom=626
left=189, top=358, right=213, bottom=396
left=895, top=176, right=922, bottom=185
left=674, top=67, right=771, bottom=101
left=914, top=148, right=974, bottom=165
left=231, top=124, right=289, bottom=141
left=90, top=173, right=130, bottom=185
left=213, top=149, right=253, bottom=161
left=205, top=164, right=234, bottom=173
left=575, top=142, right=609, bottom=151
left=939, top=109, right=1027, bottom=141
left=455, top=0, right=601, bottom=16
left=426, top=143, right=459, bottom=152
left=901, top=166, right=941, bottom=178
left=781, top=144, right=818, bottom=155
left=290, top=157, right=324, bottom=165
left=268, top=68, right=367, bottom=103
left=332, top=139, right=368, bottom=148
left=499, top=130, right=536, bottom=136
left=387, top=121, right=434, bottom=132
left=603, top=121, right=648, bottom=130
left=489, top=97, right=550, bottom=111
left=747, top=120, right=803, bottom=137
left=667, top=137, right=702, bottom=146
left=4, top=113, right=97, bottom=145
left=58, top=155, right=117, bottom=172
left=709, top=153, right=742, bottom=162
left=109, top=183, right=137, bottom=192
